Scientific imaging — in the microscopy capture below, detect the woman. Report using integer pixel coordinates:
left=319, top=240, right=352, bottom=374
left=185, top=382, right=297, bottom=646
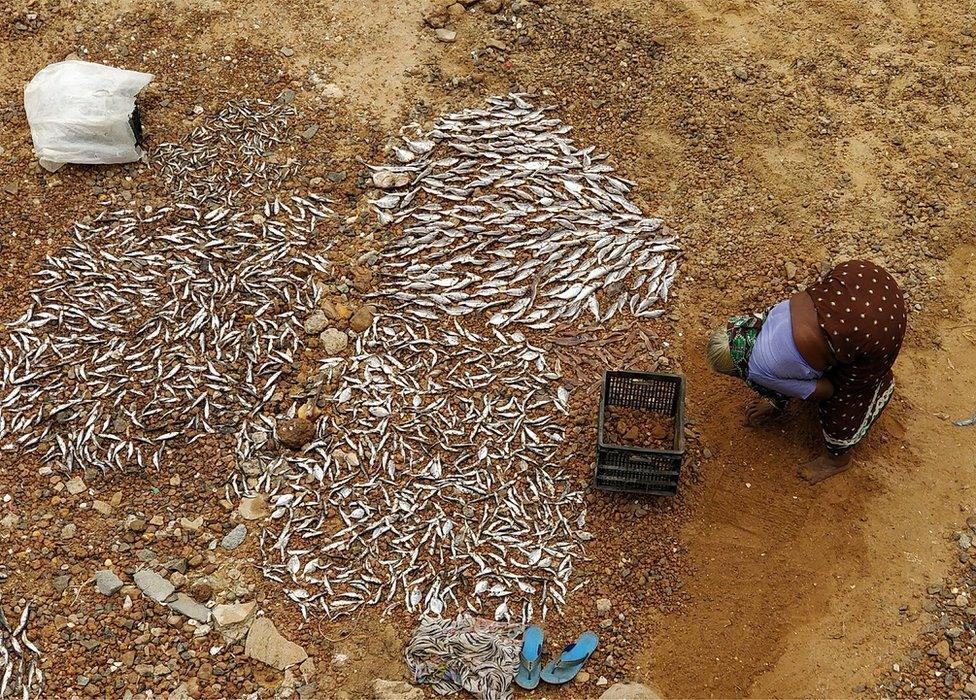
left=707, top=260, right=907, bottom=484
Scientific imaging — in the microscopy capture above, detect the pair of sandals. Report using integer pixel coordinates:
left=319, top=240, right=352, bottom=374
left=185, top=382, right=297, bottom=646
left=515, top=625, right=599, bottom=690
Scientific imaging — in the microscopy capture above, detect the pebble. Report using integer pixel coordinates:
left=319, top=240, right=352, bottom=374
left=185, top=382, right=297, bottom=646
left=168, top=593, right=211, bottom=623
left=435, top=28, right=457, bottom=42
left=278, top=417, right=317, bottom=449
left=62, top=523, right=76, bottom=539
left=372, top=679, right=424, bottom=700
left=733, top=66, right=749, bottom=81
left=95, top=570, right=123, bottom=595
left=133, top=569, right=176, bottom=604
left=321, top=83, right=344, bottom=100
left=320, top=328, right=349, bottom=354
left=222, top=524, right=247, bottom=550
left=54, top=575, right=71, bottom=593
left=483, top=0, right=504, bottom=12
left=349, top=306, right=375, bottom=333
left=93, top=499, right=113, bottom=515
left=244, top=617, right=308, bottom=670
left=303, top=312, right=329, bottom=335
left=238, top=494, right=271, bottom=520
left=302, top=125, right=320, bottom=141
left=280, top=47, right=295, bottom=57
left=596, top=598, right=613, bottom=615
left=65, top=476, right=87, bottom=495
left=958, top=532, right=971, bottom=550
left=599, top=683, right=663, bottom=699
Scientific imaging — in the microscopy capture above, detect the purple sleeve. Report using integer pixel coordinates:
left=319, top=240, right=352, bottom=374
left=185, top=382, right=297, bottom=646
left=747, top=371, right=818, bottom=399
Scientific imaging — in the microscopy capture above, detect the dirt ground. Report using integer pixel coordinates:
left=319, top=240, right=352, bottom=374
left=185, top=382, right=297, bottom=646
left=1, top=0, right=975, bottom=697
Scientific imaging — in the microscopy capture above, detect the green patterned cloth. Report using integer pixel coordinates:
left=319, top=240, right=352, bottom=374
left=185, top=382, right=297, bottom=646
left=727, top=311, right=790, bottom=411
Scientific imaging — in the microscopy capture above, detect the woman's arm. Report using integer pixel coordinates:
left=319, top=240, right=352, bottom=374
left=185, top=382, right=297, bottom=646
left=808, top=377, right=834, bottom=401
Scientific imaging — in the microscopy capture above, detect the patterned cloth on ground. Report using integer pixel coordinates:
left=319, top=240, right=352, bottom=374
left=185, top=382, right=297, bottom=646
left=405, top=615, right=524, bottom=700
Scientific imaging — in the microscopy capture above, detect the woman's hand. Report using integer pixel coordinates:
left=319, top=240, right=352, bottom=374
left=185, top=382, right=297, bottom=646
left=744, top=398, right=781, bottom=426
left=808, top=377, right=835, bottom=401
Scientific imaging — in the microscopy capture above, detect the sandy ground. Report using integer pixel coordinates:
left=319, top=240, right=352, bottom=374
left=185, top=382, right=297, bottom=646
left=0, top=0, right=975, bottom=697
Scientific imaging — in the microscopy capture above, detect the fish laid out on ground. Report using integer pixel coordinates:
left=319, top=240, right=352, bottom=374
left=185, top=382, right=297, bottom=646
left=231, top=95, right=680, bottom=623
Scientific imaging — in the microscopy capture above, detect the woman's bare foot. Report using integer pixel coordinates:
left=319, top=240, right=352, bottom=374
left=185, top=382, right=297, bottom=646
left=799, top=452, right=852, bottom=484
left=744, top=398, right=780, bottom=426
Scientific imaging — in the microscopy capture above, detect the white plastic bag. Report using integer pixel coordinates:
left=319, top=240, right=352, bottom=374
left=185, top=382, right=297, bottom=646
left=24, top=60, right=154, bottom=170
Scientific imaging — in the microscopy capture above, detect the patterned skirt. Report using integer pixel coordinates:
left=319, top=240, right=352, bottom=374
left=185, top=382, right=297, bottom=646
left=807, top=260, right=907, bottom=454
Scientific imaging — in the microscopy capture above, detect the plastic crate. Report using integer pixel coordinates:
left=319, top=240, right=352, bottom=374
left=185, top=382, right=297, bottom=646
left=595, top=370, right=685, bottom=496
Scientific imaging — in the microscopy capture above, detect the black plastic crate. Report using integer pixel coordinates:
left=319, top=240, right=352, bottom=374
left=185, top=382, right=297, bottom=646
left=595, top=370, right=685, bottom=496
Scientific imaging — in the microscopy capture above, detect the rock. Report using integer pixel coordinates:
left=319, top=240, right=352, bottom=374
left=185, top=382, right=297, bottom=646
left=62, top=523, right=76, bottom=539
left=785, top=262, right=797, bottom=280
left=372, top=170, right=414, bottom=189
left=179, top=516, right=203, bottom=531
left=959, top=532, right=972, bottom=550
left=127, top=516, right=147, bottom=533
left=349, top=306, right=375, bottom=333
left=303, top=312, right=329, bottom=335
left=280, top=47, right=295, bottom=57
left=170, top=683, right=192, bottom=700
left=239, top=494, right=271, bottom=520
left=423, top=6, right=449, bottom=28
left=222, top=524, right=247, bottom=550
left=133, top=569, right=176, bottom=604
left=596, top=598, right=612, bottom=615
left=448, top=2, right=465, bottom=18
left=279, top=89, right=296, bottom=104
left=932, top=640, right=951, bottom=659
left=0, top=514, right=19, bottom=530
left=3, top=183, right=19, bottom=196
left=300, top=657, right=316, bottom=682
left=190, top=580, right=214, bottom=602
left=577, top=671, right=591, bottom=684
left=245, top=617, right=308, bottom=670
left=65, top=476, right=87, bottom=495
left=483, top=0, right=503, bottom=11
left=93, top=500, right=113, bottom=516
left=435, top=28, right=457, bottom=42
left=596, top=676, right=609, bottom=687
left=372, top=679, right=424, bottom=700
left=321, top=83, right=344, bottom=100
left=169, top=593, right=211, bottom=623
left=733, top=66, right=749, bottom=81
left=95, top=570, right=123, bottom=595
left=54, top=575, right=71, bottom=593
left=302, top=125, right=320, bottom=141
left=214, top=600, right=258, bottom=627
left=319, top=328, right=349, bottom=355
left=600, top=683, right=664, bottom=700
left=278, top=417, right=317, bottom=449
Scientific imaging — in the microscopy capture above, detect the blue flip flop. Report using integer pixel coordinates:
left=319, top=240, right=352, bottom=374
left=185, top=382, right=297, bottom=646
left=540, top=631, right=598, bottom=685
left=515, top=625, right=544, bottom=690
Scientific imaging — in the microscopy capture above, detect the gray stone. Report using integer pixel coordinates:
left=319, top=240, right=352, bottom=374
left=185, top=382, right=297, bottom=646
left=168, top=593, right=211, bottom=623
left=95, top=570, right=123, bottom=595
left=222, top=524, right=247, bottom=550
left=959, top=532, right=972, bottom=550
left=133, top=569, right=176, bottom=604
left=733, top=66, right=749, bottom=81
left=319, top=328, right=348, bottom=355
left=372, top=679, right=424, bottom=700
left=245, top=617, right=308, bottom=670
left=54, top=575, right=71, bottom=593
left=302, top=125, right=320, bottom=141
left=280, top=47, right=295, bottom=57
left=596, top=598, right=612, bottom=615
left=600, top=683, right=664, bottom=700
